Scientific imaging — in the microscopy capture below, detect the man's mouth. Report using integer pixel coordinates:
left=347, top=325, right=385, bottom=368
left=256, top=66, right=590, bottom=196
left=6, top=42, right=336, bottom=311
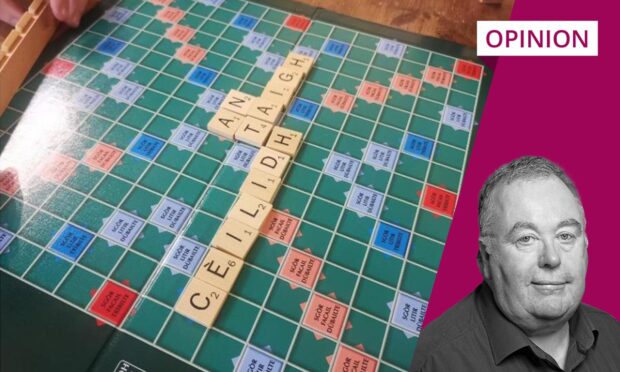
left=531, top=281, right=568, bottom=294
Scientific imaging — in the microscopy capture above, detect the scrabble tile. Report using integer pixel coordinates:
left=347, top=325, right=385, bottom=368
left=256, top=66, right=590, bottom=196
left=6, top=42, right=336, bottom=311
left=175, top=277, right=227, bottom=328
left=240, top=168, right=281, bottom=203
left=261, top=80, right=296, bottom=108
left=251, top=147, right=291, bottom=178
left=265, top=126, right=303, bottom=157
left=228, top=193, right=272, bottom=230
left=235, top=116, right=273, bottom=147
left=282, top=52, right=314, bottom=76
left=220, top=89, right=255, bottom=116
left=270, top=66, right=304, bottom=90
left=246, top=97, right=284, bottom=125
left=207, top=109, right=243, bottom=139
left=195, top=248, right=243, bottom=293
left=211, top=218, right=258, bottom=259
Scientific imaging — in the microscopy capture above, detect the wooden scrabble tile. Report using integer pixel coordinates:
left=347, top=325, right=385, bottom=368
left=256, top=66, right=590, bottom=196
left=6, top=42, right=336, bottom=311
left=195, top=248, right=243, bottom=293
left=1, top=31, right=21, bottom=54
left=270, top=66, right=304, bottom=90
left=228, top=193, right=272, bottom=230
left=175, top=277, right=227, bottom=328
left=283, top=52, right=314, bottom=76
left=220, top=89, right=255, bottom=116
left=29, top=0, right=46, bottom=14
left=207, top=109, right=243, bottom=139
left=240, top=168, right=281, bottom=203
left=246, top=97, right=284, bottom=125
left=261, top=80, right=296, bottom=108
left=0, top=52, right=7, bottom=68
left=235, top=116, right=273, bottom=147
left=211, top=218, right=258, bottom=259
left=265, top=126, right=303, bottom=157
left=15, top=13, right=34, bottom=34
left=251, top=146, right=291, bottom=178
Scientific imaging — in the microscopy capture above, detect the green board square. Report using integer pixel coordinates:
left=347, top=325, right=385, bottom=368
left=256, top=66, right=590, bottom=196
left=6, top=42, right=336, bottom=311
left=396, top=153, right=428, bottom=181
left=185, top=212, right=220, bottom=245
left=102, top=123, right=138, bottom=150
left=211, top=75, right=242, bottom=92
left=372, top=53, right=399, bottom=71
left=132, top=223, right=175, bottom=260
left=307, top=21, right=331, bottom=37
left=438, top=123, right=469, bottom=149
left=386, top=90, right=416, bottom=111
left=72, top=199, right=114, bottom=232
left=401, top=263, right=436, bottom=300
left=156, top=145, right=192, bottom=171
left=127, top=65, right=157, bottom=85
left=168, top=176, right=206, bottom=206
left=273, top=186, right=309, bottom=218
left=175, top=81, right=204, bottom=102
left=111, top=251, right=156, bottom=291
left=194, top=330, right=243, bottom=372
left=383, top=327, right=418, bottom=369
left=142, top=51, right=170, bottom=70
left=315, top=108, right=346, bottom=131
left=420, top=82, right=448, bottom=103
left=150, top=74, right=182, bottom=95
left=315, top=262, right=357, bottom=303
left=277, top=27, right=301, bottom=43
left=119, top=107, right=154, bottom=131
left=18, top=178, right=56, bottom=207
left=246, top=236, right=285, bottom=272
left=242, top=2, right=266, bottom=17
left=372, top=124, right=403, bottom=150
left=354, top=33, right=379, bottom=49
left=81, top=51, right=110, bottom=70
left=112, top=25, right=139, bottom=41
left=315, top=54, right=342, bottom=71
left=381, top=197, right=416, bottom=229
left=184, top=154, right=219, bottom=183
left=452, top=75, right=480, bottom=95
left=326, top=235, right=367, bottom=272
left=232, top=265, right=273, bottom=305
left=137, top=1, right=159, bottom=16
left=78, top=115, right=113, bottom=139
left=111, top=154, right=149, bottom=183
left=398, top=60, right=425, bottom=79
left=0, top=238, right=40, bottom=275
left=299, top=34, right=324, bottom=50
left=379, top=106, right=410, bottom=130
left=24, top=252, right=71, bottom=291
left=332, top=75, right=359, bottom=95
left=157, top=312, right=205, bottom=359
left=284, top=165, right=320, bottom=193
left=364, top=248, right=403, bottom=288
left=404, top=46, right=429, bottom=64
left=179, top=13, right=203, bottom=28
left=56, top=266, right=104, bottom=308
left=43, top=187, right=85, bottom=220
left=148, top=267, right=189, bottom=306
left=125, top=13, right=150, bottom=28
left=93, top=175, right=132, bottom=206
left=199, top=135, right=232, bottom=160
left=355, top=164, right=390, bottom=192
left=215, top=296, right=259, bottom=340
left=342, top=310, right=387, bottom=357
left=409, top=234, right=443, bottom=270
left=190, top=31, right=216, bottom=49
left=433, top=143, right=465, bottom=169
left=135, top=89, right=166, bottom=111
left=95, top=98, right=128, bottom=121
left=223, top=59, right=252, bottom=79
left=348, top=46, right=373, bottom=64
left=428, top=164, right=460, bottom=192
left=186, top=108, right=213, bottom=129
left=343, top=115, right=374, bottom=139
left=353, top=278, right=394, bottom=321
left=289, top=327, right=336, bottom=371
left=341, top=59, right=368, bottom=79
left=145, top=115, right=177, bottom=140
left=145, top=18, right=169, bottom=34
left=140, top=164, right=177, bottom=194
left=316, top=174, right=351, bottom=204
left=297, top=83, right=326, bottom=102
left=123, top=298, right=170, bottom=341
left=211, top=38, right=238, bottom=56
left=211, top=8, right=235, bottom=23
left=75, top=32, right=104, bottom=48
left=292, top=222, right=331, bottom=258
left=58, top=135, right=96, bottom=159
left=389, top=174, right=423, bottom=205
left=66, top=66, right=97, bottom=85
left=366, top=67, right=394, bottom=86
left=334, top=133, right=366, bottom=160
left=200, top=187, right=235, bottom=218
left=429, top=53, right=455, bottom=70
left=304, top=198, right=341, bottom=230
left=222, top=26, right=248, bottom=43
left=90, top=19, right=115, bottom=35
left=0, top=199, right=35, bottom=233
left=160, top=98, right=193, bottom=121
left=266, top=279, right=310, bottom=322
left=60, top=45, right=90, bottom=62
left=200, top=19, right=225, bottom=36
left=118, top=45, right=148, bottom=63
left=79, top=238, right=124, bottom=276
left=414, top=98, right=442, bottom=121
left=415, top=210, right=450, bottom=243
left=250, top=312, right=296, bottom=358
left=267, top=40, right=293, bottom=56
left=338, top=210, right=375, bottom=244
left=213, top=166, right=246, bottom=194
left=263, top=8, right=286, bottom=23
left=121, top=187, right=161, bottom=219
left=306, top=124, right=337, bottom=149
left=247, top=68, right=272, bottom=86
left=296, top=141, right=329, bottom=171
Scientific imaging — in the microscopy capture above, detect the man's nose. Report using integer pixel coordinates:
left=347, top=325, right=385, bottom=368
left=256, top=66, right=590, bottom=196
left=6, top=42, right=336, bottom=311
left=538, top=238, right=561, bottom=268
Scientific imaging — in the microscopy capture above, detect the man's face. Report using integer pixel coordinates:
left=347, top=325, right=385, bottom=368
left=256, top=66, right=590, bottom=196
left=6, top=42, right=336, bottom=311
left=481, top=177, right=587, bottom=335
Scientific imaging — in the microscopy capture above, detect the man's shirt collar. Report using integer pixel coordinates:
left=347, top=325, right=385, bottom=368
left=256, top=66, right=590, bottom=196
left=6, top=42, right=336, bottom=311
left=474, top=282, right=599, bottom=366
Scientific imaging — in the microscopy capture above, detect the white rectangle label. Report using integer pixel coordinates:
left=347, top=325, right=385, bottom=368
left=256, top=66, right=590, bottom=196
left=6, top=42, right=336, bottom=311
left=477, top=21, right=598, bottom=56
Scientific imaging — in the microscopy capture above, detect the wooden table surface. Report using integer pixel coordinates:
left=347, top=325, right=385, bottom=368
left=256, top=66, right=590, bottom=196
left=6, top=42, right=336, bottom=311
left=295, top=0, right=514, bottom=48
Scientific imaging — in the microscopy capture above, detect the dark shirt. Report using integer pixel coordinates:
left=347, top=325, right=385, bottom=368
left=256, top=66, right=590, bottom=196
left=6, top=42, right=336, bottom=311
left=411, top=283, right=620, bottom=371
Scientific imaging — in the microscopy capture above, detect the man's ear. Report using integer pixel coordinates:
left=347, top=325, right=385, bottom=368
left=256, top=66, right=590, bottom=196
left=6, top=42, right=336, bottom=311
left=478, top=238, right=492, bottom=280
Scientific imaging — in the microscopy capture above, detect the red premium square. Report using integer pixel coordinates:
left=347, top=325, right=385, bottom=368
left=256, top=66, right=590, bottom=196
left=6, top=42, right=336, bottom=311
left=422, top=185, right=457, bottom=217
left=455, top=59, right=483, bottom=80
left=90, top=281, right=137, bottom=326
left=285, top=15, right=311, bottom=32
left=42, top=58, right=75, bottom=78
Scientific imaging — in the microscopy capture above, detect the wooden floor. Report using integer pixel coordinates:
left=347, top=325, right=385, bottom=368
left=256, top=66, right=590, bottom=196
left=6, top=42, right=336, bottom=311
left=0, top=0, right=514, bottom=50
left=295, top=0, right=514, bottom=48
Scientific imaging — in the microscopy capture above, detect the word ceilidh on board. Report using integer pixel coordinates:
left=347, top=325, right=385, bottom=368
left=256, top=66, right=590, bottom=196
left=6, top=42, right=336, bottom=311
left=0, top=0, right=490, bottom=371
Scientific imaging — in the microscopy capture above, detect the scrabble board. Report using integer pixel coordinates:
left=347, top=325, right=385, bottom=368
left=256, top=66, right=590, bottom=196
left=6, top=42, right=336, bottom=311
left=0, top=0, right=491, bottom=371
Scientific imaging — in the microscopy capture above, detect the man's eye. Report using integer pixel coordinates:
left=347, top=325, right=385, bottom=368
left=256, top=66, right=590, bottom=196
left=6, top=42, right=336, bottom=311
left=558, top=233, right=575, bottom=242
left=516, top=236, right=537, bottom=245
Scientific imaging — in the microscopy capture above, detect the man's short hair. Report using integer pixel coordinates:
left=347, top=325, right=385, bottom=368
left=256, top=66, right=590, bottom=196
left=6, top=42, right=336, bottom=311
left=478, top=156, right=582, bottom=236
